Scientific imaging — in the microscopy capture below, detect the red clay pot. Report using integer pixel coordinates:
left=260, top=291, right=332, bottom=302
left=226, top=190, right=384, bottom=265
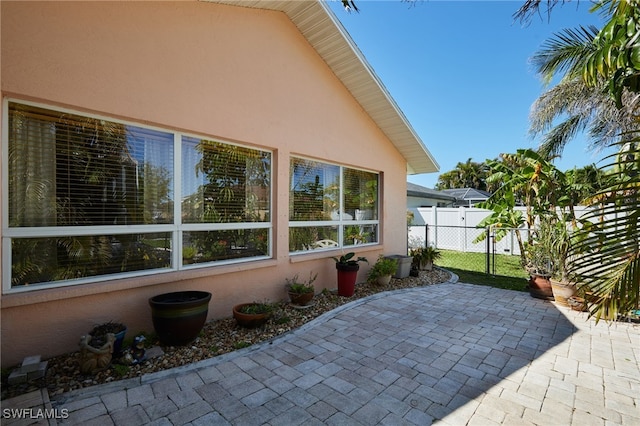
left=336, top=263, right=359, bottom=297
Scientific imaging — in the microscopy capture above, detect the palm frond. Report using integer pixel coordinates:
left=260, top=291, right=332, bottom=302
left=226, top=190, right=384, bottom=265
left=538, top=115, right=585, bottom=158
left=530, top=77, right=640, bottom=158
left=531, top=26, right=600, bottom=84
left=570, top=138, right=640, bottom=321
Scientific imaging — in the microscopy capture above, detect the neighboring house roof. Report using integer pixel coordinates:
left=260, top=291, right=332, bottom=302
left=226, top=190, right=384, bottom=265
left=440, top=188, right=492, bottom=202
left=208, top=0, right=438, bottom=175
left=407, top=182, right=456, bottom=202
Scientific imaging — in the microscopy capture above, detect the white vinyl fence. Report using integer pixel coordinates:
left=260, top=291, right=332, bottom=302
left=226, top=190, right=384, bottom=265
left=408, top=206, right=597, bottom=256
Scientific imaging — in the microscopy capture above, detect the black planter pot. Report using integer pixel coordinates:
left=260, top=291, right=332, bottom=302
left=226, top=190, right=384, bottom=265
left=149, top=291, right=211, bottom=346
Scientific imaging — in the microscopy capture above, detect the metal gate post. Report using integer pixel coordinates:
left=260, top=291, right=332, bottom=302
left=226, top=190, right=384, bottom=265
left=426, top=224, right=429, bottom=248
left=485, top=226, right=490, bottom=274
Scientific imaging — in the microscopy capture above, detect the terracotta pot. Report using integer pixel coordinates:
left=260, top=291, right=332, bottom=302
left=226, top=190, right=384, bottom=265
left=528, top=275, right=553, bottom=300
left=550, top=279, right=577, bottom=307
left=288, top=291, right=314, bottom=306
left=336, top=263, right=359, bottom=297
left=233, top=304, right=271, bottom=328
left=149, top=291, right=211, bottom=346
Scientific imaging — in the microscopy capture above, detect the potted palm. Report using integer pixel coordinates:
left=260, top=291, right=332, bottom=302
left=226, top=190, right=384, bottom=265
left=331, top=252, right=368, bottom=297
left=547, top=218, right=577, bottom=307
left=410, top=246, right=441, bottom=271
left=285, top=272, right=317, bottom=306
left=367, top=255, right=398, bottom=286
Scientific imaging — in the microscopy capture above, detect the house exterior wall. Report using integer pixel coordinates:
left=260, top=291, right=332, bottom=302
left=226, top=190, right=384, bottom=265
left=407, top=195, right=454, bottom=209
left=0, top=1, right=410, bottom=367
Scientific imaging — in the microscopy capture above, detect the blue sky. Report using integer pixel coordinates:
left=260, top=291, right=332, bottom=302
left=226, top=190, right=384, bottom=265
left=326, top=0, right=608, bottom=189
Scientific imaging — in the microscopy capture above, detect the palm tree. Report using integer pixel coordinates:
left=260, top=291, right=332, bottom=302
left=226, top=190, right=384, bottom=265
left=530, top=77, right=639, bottom=158
left=528, top=0, right=639, bottom=320
left=529, top=26, right=639, bottom=159
left=435, top=158, right=490, bottom=191
left=581, top=1, right=640, bottom=108
left=570, top=139, right=639, bottom=321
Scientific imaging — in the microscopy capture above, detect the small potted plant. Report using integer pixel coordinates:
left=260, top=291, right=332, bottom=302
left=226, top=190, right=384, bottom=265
left=522, top=241, right=554, bottom=300
left=409, top=246, right=441, bottom=271
left=367, top=255, right=398, bottom=286
left=331, top=252, right=368, bottom=297
left=546, top=218, right=577, bottom=306
left=523, top=241, right=554, bottom=300
left=89, top=321, right=127, bottom=357
left=78, top=321, right=126, bottom=374
left=286, top=272, right=317, bottom=306
left=233, top=300, right=275, bottom=328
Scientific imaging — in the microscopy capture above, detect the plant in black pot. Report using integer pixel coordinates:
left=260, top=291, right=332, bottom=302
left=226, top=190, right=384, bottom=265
left=331, top=252, right=367, bottom=297
left=285, top=272, right=317, bottom=306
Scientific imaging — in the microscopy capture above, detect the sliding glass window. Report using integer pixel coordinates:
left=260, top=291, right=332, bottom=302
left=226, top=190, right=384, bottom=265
left=289, top=157, right=378, bottom=253
left=4, top=101, right=271, bottom=291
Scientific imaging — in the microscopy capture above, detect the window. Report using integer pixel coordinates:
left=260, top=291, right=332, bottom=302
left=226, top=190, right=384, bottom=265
left=4, top=101, right=271, bottom=290
left=289, top=157, right=378, bottom=252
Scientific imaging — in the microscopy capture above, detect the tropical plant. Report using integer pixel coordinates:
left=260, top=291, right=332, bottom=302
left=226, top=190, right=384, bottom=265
left=547, top=218, right=574, bottom=283
left=580, top=1, right=640, bottom=109
left=409, top=246, right=441, bottom=270
left=476, top=149, right=568, bottom=264
left=523, top=240, right=553, bottom=277
left=529, top=25, right=639, bottom=159
left=524, top=0, right=640, bottom=321
left=332, top=252, right=368, bottom=266
left=524, top=213, right=574, bottom=282
left=570, top=138, right=639, bottom=321
left=367, top=256, right=398, bottom=283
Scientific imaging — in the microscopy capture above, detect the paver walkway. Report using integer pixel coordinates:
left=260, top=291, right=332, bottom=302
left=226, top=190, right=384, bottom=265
left=4, top=282, right=639, bottom=425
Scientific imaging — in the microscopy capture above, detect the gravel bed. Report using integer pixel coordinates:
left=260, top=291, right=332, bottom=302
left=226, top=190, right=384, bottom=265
left=1, top=268, right=450, bottom=400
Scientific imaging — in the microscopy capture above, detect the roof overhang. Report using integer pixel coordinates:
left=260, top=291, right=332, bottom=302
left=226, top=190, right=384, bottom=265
left=204, top=0, right=439, bottom=175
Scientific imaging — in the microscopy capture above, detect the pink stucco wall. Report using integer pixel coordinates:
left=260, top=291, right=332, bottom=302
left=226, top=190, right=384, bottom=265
left=0, top=1, right=410, bottom=367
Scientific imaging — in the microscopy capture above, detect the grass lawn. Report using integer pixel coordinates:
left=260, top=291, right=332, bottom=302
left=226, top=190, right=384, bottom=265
left=437, top=249, right=529, bottom=292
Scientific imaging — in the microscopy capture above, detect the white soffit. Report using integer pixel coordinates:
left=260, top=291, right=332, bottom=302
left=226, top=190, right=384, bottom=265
left=205, top=0, right=439, bottom=175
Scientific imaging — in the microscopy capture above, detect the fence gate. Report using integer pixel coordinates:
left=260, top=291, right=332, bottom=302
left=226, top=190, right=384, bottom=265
left=408, top=224, right=523, bottom=276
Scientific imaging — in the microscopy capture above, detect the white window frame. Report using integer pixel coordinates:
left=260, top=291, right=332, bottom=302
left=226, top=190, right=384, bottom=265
left=289, top=156, right=379, bottom=254
left=2, top=99, right=273, bottom=293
